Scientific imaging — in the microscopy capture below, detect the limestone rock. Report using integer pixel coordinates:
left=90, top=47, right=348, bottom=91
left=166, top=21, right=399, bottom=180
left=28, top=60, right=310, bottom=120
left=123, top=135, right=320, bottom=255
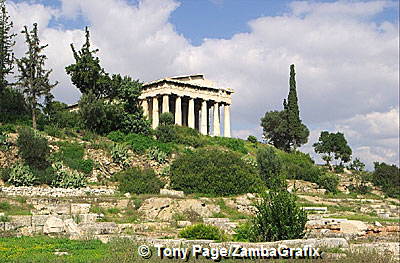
left=177, top=221, right=192, bottom=228
left=43, top=216, right=65, bottom=234
left=160, top=189, right=185, bottom=198
left=340, top=220, right=368, bottom=234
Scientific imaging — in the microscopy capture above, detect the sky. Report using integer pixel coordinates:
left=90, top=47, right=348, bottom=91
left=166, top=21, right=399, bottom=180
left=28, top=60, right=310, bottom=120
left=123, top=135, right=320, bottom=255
left=6, top=0, right=399, bottom=169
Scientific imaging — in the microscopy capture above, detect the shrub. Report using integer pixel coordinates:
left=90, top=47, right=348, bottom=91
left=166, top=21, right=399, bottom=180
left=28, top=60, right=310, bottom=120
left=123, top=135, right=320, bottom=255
left=0, top=167, right=11, bottom=182
left=159, top=112, right=174, bottom=126
left=277, top=150, right=323, bottom=183
left=107, top=131, right=126, bottom=143
left=318, top=173, right=339, bottom=193
left=179, top=224, right=226, bottom=240
left=241, top=155, right=257, bottom=168
left=209, top=137, right=248, bottom=154
left=0, top=124, right=16, bottom=134
left=251, top=190, right=307, bottom=242
left=372, top=162, right=400, bottom=198
left=51, top=162, right=87, bottom=189
left=31, top=166, right=57, bottom=186
left=16, top=128, right=50, bottom=169
left=146, top=146, right=167, bottom=164
left=155, top=124, right=177, bottom=143
left=52, top=142, right=93, bottom=174
left=0, top=87, right=30, bottom=122
left=256, top=147, right=282, bottom=188
left=170, top=148, right=262, bottom=196
left=43, top=125, right=65, bottom=138
left=247, top=135, right=258, bottom=143
left=114, top=167, right=164, bottom=194
left=43, top=101, right=81, bottom=128
left=233, top=222, right=256, bottom=242
left=111, top=143, right=130, bottom=167
left=7, top=163, right=37, bottom=186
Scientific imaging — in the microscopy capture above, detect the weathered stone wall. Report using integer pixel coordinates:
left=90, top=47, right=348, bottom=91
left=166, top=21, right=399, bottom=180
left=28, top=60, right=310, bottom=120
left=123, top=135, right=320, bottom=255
left=0, top=186, right=116, bottom=197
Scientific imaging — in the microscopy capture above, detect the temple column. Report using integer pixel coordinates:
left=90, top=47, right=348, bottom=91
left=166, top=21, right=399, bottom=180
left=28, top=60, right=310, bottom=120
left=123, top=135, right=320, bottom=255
left=188, top=98, right=195, bottom=129
left=162, top=94, right=169, bottom=113
left=175, top=96, right=182, bottom=125
left=200, top=100, right=208, bottom=135
left=224, top=104, right=231, bottom=137
left=152, top=97, right=159, bottom=129
left=142, top=99, right=149, bottom=118
left=213, top=102, right=220, bottom=136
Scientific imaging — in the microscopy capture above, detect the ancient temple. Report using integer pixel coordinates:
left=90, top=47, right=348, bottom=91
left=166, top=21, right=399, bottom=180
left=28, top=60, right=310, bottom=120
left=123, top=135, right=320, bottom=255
left=139, top=74, right=233, bottom=137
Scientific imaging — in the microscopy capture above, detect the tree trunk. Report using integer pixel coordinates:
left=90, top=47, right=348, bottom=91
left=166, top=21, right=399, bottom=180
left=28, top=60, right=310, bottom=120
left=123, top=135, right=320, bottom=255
left=32, top=101, right=37, bottom=130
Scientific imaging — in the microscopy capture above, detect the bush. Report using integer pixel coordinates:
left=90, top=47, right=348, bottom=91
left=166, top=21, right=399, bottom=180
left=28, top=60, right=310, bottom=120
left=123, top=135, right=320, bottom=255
left=113, top=167, right=164, bottom=194
left=0, top=87, right=30, bottom=122
left=43, top=101, right=81, bottom=128
left=233, top=222, right=256, bottom=242
left=256, top=147, right=283, bottom=188
left=52, top=142, right=93, bottom=174
left=247, top=135, right=258, bottom=143
left=155, top=125, right=177, bottom=143
left=43, top=125, right=65, bottom=138
left=16, top=127, right=50, bottom=169
left=277, top=150, right=324, bottom=183
left=31, top=166, right=57, bottom=186
left=107, top=131, right=126, bottom=143
left=146, top=146, right=167, bottom=164
left=170, top=148, right=262, bottom=196
left=179, top=224, right=226, bottom=240
left=0, top=167, right=11, bottom=182
left=159, top=112, right=174, bottom=126
left=111, top=143, right=130, bottom=167
left=51, top=162, right=87, bottom=188
left=372, top=162, right=400, bottom=198
left=318, top=173, right=339, bottom=193
left=0, top=132, right=12, bottom=151
left=7, top=163, right=37, bottom=186
left=251, top=190, right=307, bottom=242
left=0, top=124, right=16, bottom=134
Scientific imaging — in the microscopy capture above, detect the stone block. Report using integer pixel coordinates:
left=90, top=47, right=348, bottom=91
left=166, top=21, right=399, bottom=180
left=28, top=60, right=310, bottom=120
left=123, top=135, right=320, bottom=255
left=43, top=216, right=65, bottom=234
left=9, top=215, right=31, bottom=227
left=160, top=189, right=185, bottom=198
left=177, top=221, right=192, bottom=228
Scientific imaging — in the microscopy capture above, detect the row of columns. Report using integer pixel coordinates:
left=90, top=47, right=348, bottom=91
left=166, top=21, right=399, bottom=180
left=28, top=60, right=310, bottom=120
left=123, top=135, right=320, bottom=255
left=142, top=95, right=231, bottom=137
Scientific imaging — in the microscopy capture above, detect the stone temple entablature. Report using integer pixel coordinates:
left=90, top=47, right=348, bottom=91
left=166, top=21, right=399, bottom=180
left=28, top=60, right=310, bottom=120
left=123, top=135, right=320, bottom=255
left=139, top=74, right=233, bottom=137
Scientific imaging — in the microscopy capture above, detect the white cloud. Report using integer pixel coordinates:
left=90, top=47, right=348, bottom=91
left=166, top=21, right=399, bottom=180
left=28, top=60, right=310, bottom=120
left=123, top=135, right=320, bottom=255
left=7, top=0, right=399, bottom=168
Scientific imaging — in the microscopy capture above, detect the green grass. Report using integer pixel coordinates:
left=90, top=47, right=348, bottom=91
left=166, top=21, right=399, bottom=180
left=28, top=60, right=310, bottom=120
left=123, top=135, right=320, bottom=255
left=332, top=214, right=400, bottom=224
left=52, top=142, right=94, bottom=174
left=0, top=236, right=396, bottom=263
left=215, top=199, right=250, bottom=220
left=0, top=201, right=32, bottom=216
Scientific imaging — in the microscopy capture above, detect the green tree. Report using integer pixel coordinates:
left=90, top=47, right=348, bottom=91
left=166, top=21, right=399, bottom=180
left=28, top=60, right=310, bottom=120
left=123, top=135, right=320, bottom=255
left=372, top=162, right=400, bottom=198
left=313, top=131, right=352, bottom=167
left=66, top=27, right=109, bottom=99
left=256, top=147, right=285, bottom=189
left=261, top=65, right=309, bottom=152
left=0, top=0, right=15, bottom=94
left=16, top=23, right=57, bottom=129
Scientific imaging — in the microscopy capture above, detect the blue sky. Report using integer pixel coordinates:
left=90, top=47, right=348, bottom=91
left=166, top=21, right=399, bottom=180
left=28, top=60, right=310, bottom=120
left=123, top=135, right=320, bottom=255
left=7, top=0, right=400, bottom=168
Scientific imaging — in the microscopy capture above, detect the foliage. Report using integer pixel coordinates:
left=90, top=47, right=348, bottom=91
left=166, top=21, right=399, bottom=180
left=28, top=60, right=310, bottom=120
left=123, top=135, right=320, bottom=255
left=251, top=189, right=307, bottom=242
left=155, top=124, right=178, bottom=143
left=179, top=224, right=226, bottom=240
left=159, top=112, right=174, bottom=126
left=372, top=162, right=400, bottom=198
left=51, top=162, right=86, bottom=188
left=16, top=23, right=57, bottom=129
left=113, top=167, right=164, bottom=194
left=256, top=147, right=283, bottom=188
left=0, top=131, right=11, bottom=150
left=0, top=0, right=16, bottom=93
left=108, top=131, right=174, bottom=155
left=7, top=163, right=36, bottom=186
left=16, top=127, right=50, bottom=169
left=241, top=154, right=257, bottom=168
left=233, top=222, right=256, bottom=242
left=170, top=148, right=262, bottom=196
left=349, top=158, right=365, bottom=172
left=52, top=142, right=93, bottom=174
left=209, top=136, right=248, bottom=154
left=31, top=166, right=56, bottom=186
left=313, top=131, right=352, bottom=167
left=42, top=101, right=81, bottom=128
left=111, top=143, right=130, bottom=167
left=66, top=27, right=108, bottom=98
left=247, top=135, right=257, bottom=143
left=261, top=65, right=309, bottom=152
left=318, top=173, right=339, bottom=193
left=0, top=87, right=30, bottom=122
left=146, top=146, right=167, bottom=164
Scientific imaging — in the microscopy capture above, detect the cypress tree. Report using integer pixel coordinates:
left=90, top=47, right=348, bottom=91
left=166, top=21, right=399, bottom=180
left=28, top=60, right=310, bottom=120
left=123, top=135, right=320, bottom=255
left=16, top=23, right=58, bottom=129
left=0, top=0, right=16, bottom=93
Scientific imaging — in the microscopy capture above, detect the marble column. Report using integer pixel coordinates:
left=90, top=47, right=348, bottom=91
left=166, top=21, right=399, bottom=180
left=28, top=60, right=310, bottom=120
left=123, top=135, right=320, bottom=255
left=188, top=98, right=195, bottom=129
left=152, top=97, right=159, bottom=129
left=224, top=104, right=231, bottom=137
left=162, top=94, right=169, bottom=113
left=175, top=96, right=182, bottom=125
left=200, top=100, right=208, bottom=135
left=142, top=99, right=149, bottom=118
left=213, top=102, right=220, bottom=136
